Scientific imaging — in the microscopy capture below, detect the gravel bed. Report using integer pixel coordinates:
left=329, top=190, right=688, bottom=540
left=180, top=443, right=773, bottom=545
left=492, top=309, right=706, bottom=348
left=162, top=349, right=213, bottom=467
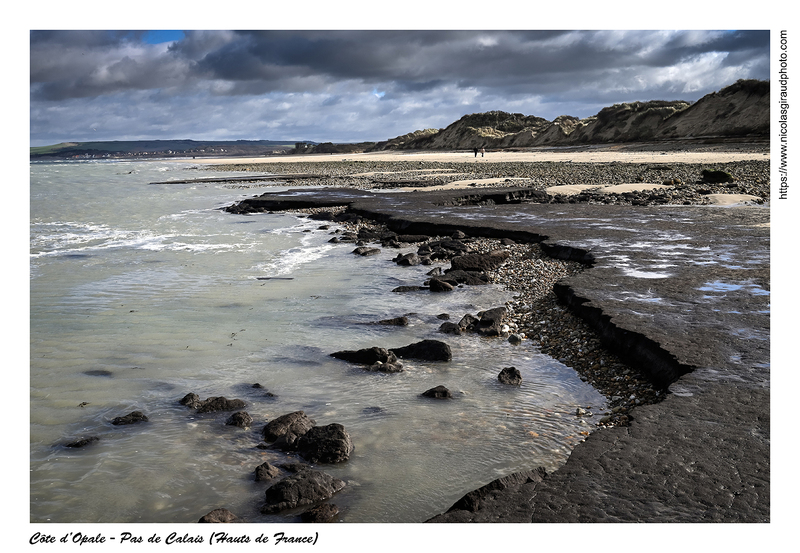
left=207, top=158, right=770, bottom=204
left=292, top=212, right=661, bottom=428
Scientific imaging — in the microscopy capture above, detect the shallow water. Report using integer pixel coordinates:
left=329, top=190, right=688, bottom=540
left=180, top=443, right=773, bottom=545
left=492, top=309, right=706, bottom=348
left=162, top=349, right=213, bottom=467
left=30, top=159, right=605, bottom=523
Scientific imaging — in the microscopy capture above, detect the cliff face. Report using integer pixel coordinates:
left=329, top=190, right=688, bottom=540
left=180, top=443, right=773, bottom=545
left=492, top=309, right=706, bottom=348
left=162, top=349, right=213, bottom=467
left=370, top=80, right=769, bottom=151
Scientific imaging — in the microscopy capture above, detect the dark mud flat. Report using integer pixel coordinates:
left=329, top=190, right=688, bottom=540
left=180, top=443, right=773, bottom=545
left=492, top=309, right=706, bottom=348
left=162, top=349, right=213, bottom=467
left=228, top=187, right=770, bottom=523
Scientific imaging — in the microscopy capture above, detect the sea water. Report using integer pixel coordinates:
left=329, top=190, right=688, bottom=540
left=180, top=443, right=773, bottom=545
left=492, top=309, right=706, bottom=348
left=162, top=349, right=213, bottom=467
left=30, top=159, right=605, bottom=523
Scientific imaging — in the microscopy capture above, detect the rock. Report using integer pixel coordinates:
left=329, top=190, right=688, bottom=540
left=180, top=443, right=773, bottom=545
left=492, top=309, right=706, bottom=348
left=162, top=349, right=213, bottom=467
left=179, top=393, right=203, bottom=409
left=352, top=246, right=381, bottom=256
left=261, top=469, right=346, bottom=514
left=396, top=234, right=431, bottom=243
left=701, top=169, right=734, bottom=183
left=180, top=393, right=246, bottom=413
left=111, top=411, right=148, bottom=425
left=439, top=321, right=463, bottom=335
left=262, top=411, right=316, bottom=444
left=498, top=367, right=522, bottom=386
left=331, top=346, right=394, bottom=365
left=476, top=306, right=509, bottom=336
left=198, top=508, right=240, bottom=523
left=429, top=278, right=455, bottom=292
left=441, top=269, right=490, bottom=285
left=458, top=313, right=480, bottom=331
left=391, top=339, right=452, bottom=361
left=296, top=423, right=354, bottom=463
left=301, top=503, right=340, bottom=523
left=392, top=285, right=427, bottom=293
left=255, top=462, right=282, bottom=482
left=196, top=397, right=246, bottom=414
left=508, top=334, right=523, bottom=345
left=394, top=252, right=421, bottom=266
left=225, top=411, right=253, bottom=428
left=422, top=385, right=452, bottom=399
left=65, top=436, right=100, bottom=448
left=367, top=360, right=405, bottom=373
left=449, top=250, right=510, bottom=272
left=371, top=316, right=409, bottom=326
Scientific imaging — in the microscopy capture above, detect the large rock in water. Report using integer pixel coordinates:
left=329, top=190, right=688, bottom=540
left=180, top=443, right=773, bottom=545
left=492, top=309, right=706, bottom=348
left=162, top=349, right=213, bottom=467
left=111, top=411, right=148, bottom=425
left=262, top=411, right=316, bottom=446
left=261, top=469, right=346, bottom=514
left=498, top=367, right=522, bottom=386
left=391, top=340, right=452, bottom=361
left=330, top=347, right=404, bottom=372
left=179, top=393, right=246, bottom=413
left=296, top=423, right=354, bottom=463
left=422, top=385, right=452, bottom=399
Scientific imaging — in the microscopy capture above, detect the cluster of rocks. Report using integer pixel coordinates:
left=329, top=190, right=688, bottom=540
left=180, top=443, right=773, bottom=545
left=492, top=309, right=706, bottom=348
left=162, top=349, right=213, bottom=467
left=177, top=395, right=353, bottom=521
left=209, top=157, right=769, bottom=205
left=325, top=215, right=664, bottom=427
left=63, top=408, right=150, bottom=449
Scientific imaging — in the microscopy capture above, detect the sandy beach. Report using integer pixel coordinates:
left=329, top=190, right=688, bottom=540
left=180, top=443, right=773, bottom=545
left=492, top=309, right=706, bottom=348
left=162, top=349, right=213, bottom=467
left=191, top=146, right=769, bottom=166
left=181, top=144, right=770, bottom=208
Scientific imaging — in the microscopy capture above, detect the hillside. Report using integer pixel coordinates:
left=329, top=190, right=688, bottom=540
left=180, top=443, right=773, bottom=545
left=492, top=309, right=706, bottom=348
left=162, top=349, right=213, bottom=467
left=368, top=79, right=769, bottom=151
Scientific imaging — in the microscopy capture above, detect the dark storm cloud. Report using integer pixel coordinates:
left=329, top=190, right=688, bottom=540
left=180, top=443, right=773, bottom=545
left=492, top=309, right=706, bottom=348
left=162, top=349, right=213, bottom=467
left=29, top=29, right=770, bottom=145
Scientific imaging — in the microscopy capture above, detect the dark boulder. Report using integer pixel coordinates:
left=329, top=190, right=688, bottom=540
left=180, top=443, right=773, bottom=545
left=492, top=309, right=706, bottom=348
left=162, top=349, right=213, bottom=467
left=262, top=411, right=316, bottom=445
left=458, top=314, right=481, bottom=331
left=391, top=339, right=452, bottom=361
left=396, top=234, right=431, bottom=243
left=179, top=392, right=203, bottom=409
left=498, top=367, right=522, bottom=386
left=198, top=508, right=240, bottom=523
left=450, top=251, right=510, bottom=272
left=255, top=462, right=282, bottom=482
left=111, top=411, right=148, bottom=425
left=701, top=169, right=735, bottom=184
left=439, top=322, right=463, bottom=335
left=261, top=469, right=346, bottom=514
left=180, top=393, right=246, bottom=413
left=296, top=423, right=354, bottom=463
left=422, top=385, right=452, bottom=399
left=352, top=246, right=381, bottom=257
left=196, top=397, right=246, bottom=414
left=476, top=307, right=509, bottom=336
left=429, top=278, right=455, bottom=292
left=65, top=436, right=100, bottom=448
left=392, top=285, right=427, bottom=293
left=371, top=316, right=409, bottom=326
left=331, top=346, right=399, bottom=367
left=394, top=252, right=422, bottom=266
left=442, top=269, right=490, bottom=285
left=225, top=411, right=253, bottom=427
left=301, top=503, right=340, bottom=523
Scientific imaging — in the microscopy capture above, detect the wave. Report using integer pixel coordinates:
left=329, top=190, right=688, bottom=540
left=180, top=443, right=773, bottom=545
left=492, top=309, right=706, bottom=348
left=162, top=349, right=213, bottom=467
left=29, top=220, right=256, bottom=260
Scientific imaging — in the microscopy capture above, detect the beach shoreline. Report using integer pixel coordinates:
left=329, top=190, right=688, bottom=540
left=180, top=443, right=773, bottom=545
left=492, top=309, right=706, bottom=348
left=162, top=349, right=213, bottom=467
left=218, top=159, right=769, bottom=522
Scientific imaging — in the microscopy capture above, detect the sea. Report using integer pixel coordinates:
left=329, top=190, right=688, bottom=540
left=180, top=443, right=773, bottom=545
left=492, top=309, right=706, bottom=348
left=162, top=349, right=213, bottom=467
left=29, top=159, right=606, bottom=524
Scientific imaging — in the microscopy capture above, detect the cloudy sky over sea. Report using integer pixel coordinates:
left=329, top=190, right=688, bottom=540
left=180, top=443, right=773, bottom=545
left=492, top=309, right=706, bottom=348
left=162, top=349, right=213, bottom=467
left=29, top=28, right=770, bottom=146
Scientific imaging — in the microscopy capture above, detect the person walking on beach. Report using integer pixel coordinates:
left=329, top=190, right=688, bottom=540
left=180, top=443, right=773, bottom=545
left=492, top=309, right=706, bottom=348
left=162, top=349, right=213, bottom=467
left=474, top=147, right=479, bottom=157
left=480, top=147, right=485, bottom=157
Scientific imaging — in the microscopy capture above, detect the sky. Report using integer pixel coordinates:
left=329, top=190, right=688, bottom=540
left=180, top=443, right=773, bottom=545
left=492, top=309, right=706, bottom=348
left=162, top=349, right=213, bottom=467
left=29, top=29, right=770, bottom=146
